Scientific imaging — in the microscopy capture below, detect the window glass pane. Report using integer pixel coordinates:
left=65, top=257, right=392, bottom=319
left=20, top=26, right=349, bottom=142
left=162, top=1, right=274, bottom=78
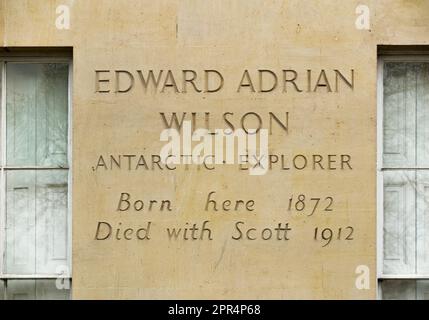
left=6, top=63, right=68, bottom=167
left=382, top=280, right=429, bottom=300
left=5, top=280, right=70, bottom=300
left=35, top=170, right=69, bottom=274
left=416, top=63, right=429, bottom=167
left=383, top=170, right=416, bottom=275
left=35, top=280, right=70, bottom=300
left=381, top=280, right=416, bottom=300
left=5, top=170, right=37, bottom=274
left=383, top=62, right=429, bottom=168
left=417, top=280, right=429, bottom=299
left=0, top=280, right=4, bottom=300
left=5, top=170, right=69, bottom=275
left=416, top=171, right=429, bottom=274
left=383, top=169, right=429, bottom=275
left=6, top=280, right=36, bottom=300
left=383, top=62, right=417, bottom=168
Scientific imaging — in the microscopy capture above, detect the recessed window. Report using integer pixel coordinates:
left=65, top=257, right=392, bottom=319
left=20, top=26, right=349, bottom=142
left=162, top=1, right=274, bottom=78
left=378, top=56, right=429, bottom=299
left=0, top=58, right=71, bottom=300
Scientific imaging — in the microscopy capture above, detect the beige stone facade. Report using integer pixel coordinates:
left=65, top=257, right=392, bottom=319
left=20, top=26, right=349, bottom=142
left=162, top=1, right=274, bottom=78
left=1, top=0, right=429, bottom=299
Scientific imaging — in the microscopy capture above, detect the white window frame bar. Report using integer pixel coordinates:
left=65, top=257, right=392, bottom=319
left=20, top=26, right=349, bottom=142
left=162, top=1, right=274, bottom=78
left=377, top=54, right=429, bottom=299
left=0, top=56, right=73, bottom=282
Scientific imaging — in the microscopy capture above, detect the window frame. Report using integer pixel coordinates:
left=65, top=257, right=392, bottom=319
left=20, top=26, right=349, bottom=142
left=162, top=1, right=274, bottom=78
left=377, top=54, right=429, bottom=299
left=0, top=56, right=73, bottom=286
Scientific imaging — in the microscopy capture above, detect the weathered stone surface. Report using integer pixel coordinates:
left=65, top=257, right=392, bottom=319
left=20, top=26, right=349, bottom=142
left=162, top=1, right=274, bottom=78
left=1, top=0, right=429, bottom=299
